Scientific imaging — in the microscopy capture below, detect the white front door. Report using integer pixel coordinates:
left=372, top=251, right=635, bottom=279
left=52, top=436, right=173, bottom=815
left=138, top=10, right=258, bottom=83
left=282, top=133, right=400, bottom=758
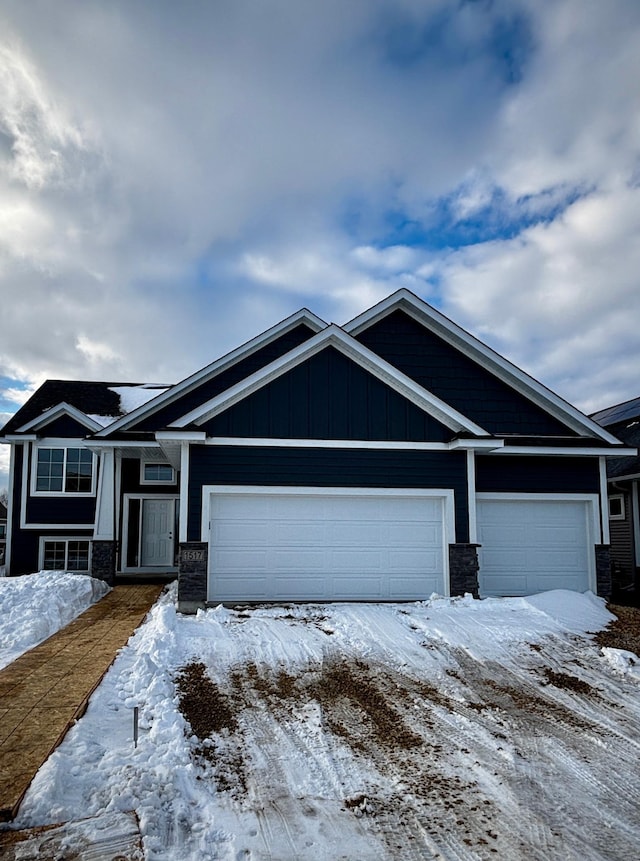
left=141, top=498, right=175, bottom=566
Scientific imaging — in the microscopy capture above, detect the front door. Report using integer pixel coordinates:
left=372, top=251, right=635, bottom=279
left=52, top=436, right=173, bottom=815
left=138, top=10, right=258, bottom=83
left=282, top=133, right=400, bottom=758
left=141, top=498, right=175, bottom=566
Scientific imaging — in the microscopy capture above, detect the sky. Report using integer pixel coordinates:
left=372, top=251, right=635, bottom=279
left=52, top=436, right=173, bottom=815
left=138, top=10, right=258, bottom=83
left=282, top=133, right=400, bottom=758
left=0, top=0, right=639, bottom=488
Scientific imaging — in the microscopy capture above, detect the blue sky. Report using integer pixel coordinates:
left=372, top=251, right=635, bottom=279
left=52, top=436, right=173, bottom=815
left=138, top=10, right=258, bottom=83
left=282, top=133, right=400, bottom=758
left=1, top=0, right=640, bottom=486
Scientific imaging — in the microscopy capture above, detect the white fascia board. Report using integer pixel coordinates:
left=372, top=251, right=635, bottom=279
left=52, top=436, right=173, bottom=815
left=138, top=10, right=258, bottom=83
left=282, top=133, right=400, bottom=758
left=490, top=445, right=638, bottom=456
left=156, top=430, right=207, bottom=441
left=1, top=434, right=38, bottom=442
left=170, top=325, right=489, bottom=436
left=448, top=439, right=504, bottom=451
left=344, top=289, right=620, bottom=445
left=205, top=437, right=450, bottom=450
left=96, top=308, right=328, bottom=437
left=608, top=471, right=640, bottom=483
left=17, top=402, right=103, bottom=434
left=83, top=440, right=160, bottom=449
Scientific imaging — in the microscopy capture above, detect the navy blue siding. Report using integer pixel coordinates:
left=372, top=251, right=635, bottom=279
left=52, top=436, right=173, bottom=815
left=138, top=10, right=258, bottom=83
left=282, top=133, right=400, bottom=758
left=26, top=496, right=96, bottom=524
left=36, top=415, right=92, bottom=438
left=203, top=347, right=452, bottom=441
left=8, top=445, right=94, bottom=575
left=134, top=323, right=318, bottom=431
left=356, top=310, right=577, bottom=436
left=476, top=455, right=600, bottom=493
left=121, top=458, right=179, bottom=493
left=187, top=445, right=468, bottom=542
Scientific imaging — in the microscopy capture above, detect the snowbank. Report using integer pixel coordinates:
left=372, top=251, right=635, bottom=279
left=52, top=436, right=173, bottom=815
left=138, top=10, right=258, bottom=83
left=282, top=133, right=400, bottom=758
left=0, top=571, right=110, bottom=669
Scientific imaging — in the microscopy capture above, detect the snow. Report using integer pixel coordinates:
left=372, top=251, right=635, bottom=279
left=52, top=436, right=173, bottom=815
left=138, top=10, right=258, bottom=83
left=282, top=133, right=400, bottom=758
left=0, top=571, right=110, bottom=669
left=109, top=385, right=170, bottom=415
left=4, top=587, right=640, bottom=860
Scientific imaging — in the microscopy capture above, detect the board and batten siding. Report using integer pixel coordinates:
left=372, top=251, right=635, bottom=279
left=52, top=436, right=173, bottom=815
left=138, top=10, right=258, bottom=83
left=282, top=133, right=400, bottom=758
left=202, top=347, right=452, bottom=442
left=188, top=445, right=469, bottom=544
left=134, top=323, right=318, bottom=431
left=609, top=491, right=635, bottom=577
left=475, top=455, right=600, bottom=494
left=356, top=310, right=577, bottom=436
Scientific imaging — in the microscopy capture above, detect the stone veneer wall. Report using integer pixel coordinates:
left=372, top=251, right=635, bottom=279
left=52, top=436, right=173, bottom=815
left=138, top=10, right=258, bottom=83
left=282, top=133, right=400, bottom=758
left=449, top=543, right=480, bottom=598
left=595, top=544, right=612, bottom=599
left=178, top=541, right=208, bottom=613
left=91, top=540, right=116, bottom=586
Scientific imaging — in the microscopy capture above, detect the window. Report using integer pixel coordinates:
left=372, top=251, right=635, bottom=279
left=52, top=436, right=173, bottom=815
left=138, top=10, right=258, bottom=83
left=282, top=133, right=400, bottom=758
left=40, top=538, right=91, bottom=572
left=35, top=447, right=94, bottom=493
left=0, top=523, right=6, bottom=540
left=141, top=462, right=175, bottom=484
left=609, top=494, right=625, bottom=520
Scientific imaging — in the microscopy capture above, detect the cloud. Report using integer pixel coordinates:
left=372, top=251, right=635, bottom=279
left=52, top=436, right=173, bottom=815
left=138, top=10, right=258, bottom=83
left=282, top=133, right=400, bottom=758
left=0, top=0, right=636, bottom=445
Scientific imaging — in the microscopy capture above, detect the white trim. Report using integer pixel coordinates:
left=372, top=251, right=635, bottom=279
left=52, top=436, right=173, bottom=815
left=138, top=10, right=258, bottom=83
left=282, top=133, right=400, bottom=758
left=607, top=471, right=640, bottom=483
left=448, top=439, right=504, bottom=451
left=475, top=492, right=600, bottom=593
left=38, top=535, right=93, bottom=573
left=97, top=308, right=328, bottom=437
left=179, top=443, right=189, bottom=543
left=172, top=326, right=489, bottom=436
left=5, top=443, right=15, bottom=573
left=1, top=434, right=38, bottom=442
left=84, top=440, right=162, bottom=449
left=156, top=430, right=206, bottom=442
left=205, top=437, right=451, bottom=450
left=202, top=484, right=455, bottom=597
left=115, top=450, right=122, bottom=561
left=632, top=481, right=640, bottom=567
left=30, top=442, right=97, bottom=497
left=467, top=450, right=477, bottom=543
left=487, top=446, right=636, bottom=457
left=139, top=461, right=176, bottom=485
left=20, top=441, right=28, bottom=529
left=344, top=289, right=622, bottom=445
left=17, top=402, right=104, bottom=434
left=608, top=494, right=625, bottom=521
left=599, top=457, right=610, bottom=545
left=121, top=494, right=179, bottom=573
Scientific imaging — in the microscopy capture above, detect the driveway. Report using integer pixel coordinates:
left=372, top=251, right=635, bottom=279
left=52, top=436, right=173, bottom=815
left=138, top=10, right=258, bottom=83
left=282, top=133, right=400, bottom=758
left=11, top=590, right=640, bottom=861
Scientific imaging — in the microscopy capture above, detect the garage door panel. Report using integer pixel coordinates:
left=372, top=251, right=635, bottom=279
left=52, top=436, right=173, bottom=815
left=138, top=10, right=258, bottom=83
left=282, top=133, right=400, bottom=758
left=208, top=490, right=447, bottom=602
left=477, top=499, right=592, bottom=597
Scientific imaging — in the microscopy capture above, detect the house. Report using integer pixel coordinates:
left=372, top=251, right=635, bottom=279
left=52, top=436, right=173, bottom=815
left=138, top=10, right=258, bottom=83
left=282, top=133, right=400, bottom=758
left=0, top=289, right=634, bottom=611
left=591, top=396, right=640, bottom=595
left=0, top=501, right=6, bottom=565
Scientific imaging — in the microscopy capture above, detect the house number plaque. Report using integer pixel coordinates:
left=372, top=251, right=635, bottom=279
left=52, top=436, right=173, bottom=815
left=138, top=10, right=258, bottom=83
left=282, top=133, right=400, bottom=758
left=181, top=548, right=205, bottom=562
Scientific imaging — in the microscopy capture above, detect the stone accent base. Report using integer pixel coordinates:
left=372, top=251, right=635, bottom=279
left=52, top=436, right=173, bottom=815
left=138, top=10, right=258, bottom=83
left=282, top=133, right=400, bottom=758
left=91, top=541, right=116, bottom=586
left=178, top=542, right=208, bottom=613
left=595, top=545, right=612, bottom=599
left=449, top=543, right=480, bottom=598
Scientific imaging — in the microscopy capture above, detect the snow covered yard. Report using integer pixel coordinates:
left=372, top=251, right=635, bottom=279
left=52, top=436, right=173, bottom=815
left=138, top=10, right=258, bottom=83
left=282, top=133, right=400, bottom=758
left=0, top=571, right=110, bottom=670
left=7, top=586, right=640, bottom=861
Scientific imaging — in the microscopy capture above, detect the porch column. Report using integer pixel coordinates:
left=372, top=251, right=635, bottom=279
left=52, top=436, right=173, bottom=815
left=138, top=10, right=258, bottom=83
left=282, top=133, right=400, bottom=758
left=93, top=448, right=116, bottom=585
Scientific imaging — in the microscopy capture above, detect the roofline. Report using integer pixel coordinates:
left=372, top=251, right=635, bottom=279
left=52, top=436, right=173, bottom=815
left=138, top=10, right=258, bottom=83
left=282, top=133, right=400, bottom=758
left=344, top=289, right=621, bottom=446
left=169, top=324, right=490, bottom=436
left=96, top=308, right=328, bottom=437
left=16, top=402, right=104, bottom=434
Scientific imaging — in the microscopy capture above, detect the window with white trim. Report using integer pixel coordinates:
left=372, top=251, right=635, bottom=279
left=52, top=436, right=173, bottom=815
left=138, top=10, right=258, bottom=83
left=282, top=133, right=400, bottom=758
left=34, top=447, right=94, bottom=493
left=609, top=494, right=625, bottom=520
left=141, top=462, right=175, bottom=484
left=40, top=538, right=91, bottom=572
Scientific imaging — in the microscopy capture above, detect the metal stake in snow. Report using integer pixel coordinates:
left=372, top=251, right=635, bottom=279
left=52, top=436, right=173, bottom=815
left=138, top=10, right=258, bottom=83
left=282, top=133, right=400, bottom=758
left=133, top=706, right=139, bottom=749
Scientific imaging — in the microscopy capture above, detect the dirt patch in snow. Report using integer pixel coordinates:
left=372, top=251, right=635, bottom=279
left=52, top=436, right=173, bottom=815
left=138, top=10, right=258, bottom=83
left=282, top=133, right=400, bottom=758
left=541, top=668, right=598, bottom=695
left=175, top=662, right=237, bottom=737
left=595, top=603, right=640, bottom=655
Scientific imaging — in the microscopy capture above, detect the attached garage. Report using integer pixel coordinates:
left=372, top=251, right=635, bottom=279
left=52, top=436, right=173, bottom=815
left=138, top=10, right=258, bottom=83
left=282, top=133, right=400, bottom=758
left=476, top=495, right=598, bottom=597
left=205, top=486, right=454, bottom=602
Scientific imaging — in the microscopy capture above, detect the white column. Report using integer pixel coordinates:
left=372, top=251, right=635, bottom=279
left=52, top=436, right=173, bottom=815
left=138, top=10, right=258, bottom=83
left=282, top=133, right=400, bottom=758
left=94, top=448, right=115, bottom=540
left=467, top=449, right=477, bottom=543
left=179, top=442, right=189, bottom=543
left=598, top=456, right=610, bottom=545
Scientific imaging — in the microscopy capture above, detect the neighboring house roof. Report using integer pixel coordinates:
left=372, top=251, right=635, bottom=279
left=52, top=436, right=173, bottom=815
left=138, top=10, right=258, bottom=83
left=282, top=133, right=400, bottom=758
left=592, top=397, right=640, bottom=479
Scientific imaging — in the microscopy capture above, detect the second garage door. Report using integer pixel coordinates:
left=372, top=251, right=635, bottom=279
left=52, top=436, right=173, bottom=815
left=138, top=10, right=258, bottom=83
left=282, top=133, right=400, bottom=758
left=208, top=488, right=450, bottom=602
left=477, top=496, right=595, bottom=597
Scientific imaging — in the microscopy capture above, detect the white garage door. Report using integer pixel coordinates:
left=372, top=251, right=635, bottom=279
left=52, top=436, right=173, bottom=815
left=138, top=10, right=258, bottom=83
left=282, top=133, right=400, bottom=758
left=477, top=497, right=594, bottom=597
left=208, top=489, right=449, bottom=602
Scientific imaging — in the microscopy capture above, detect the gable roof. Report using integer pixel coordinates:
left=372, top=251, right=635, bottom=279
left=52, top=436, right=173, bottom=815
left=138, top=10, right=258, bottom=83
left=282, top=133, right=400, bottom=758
left=169, top=324, right=490, bottom=436
left=96, top=308, right=327, bottom=437
left=345, top=289, right=621, bottom=445
left=16, top=402, right=106, bottom=434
